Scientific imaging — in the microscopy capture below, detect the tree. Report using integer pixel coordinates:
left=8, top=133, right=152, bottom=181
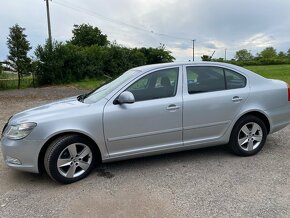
left=259, top=47, right=277, bottom=59
left=0, top=62, right=3, bottom=74
left=7, top=24, right=31, bottom=88
left=102, top=43, right=147, bottom=77
left=70, top=24, right=109, bottom=47
left=235, top=49, right=253, bottom=61
left=287, top=49, right=290, bottom=58
left=278, top=51, right=286, bottom=58
left=201, top=55, right=211, bottom=61
left=139, top=44, right=175, bottom=64
left=35, top=40, right=63, bottom=85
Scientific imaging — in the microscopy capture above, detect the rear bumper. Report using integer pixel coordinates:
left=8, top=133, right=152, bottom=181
left=267, top=104, right=290, bottom=134
left=1, top=137, right=43, bottom=173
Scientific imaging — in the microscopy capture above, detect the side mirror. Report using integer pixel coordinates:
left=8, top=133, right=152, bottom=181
left=115, top=91, right=135, bottom=104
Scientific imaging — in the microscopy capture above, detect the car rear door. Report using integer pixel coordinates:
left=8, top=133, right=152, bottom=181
left=182, top=65, right=250, bottom=146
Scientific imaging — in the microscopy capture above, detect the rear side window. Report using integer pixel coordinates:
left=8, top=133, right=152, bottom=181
left=186, top=66, right=246, bottom=94
left=186, top=66, right=226, bottom=94
left=224, top=69, right=246, bottom=89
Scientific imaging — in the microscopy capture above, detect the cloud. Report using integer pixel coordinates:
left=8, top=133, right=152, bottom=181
left=1, top=0, right=290, bottom=61
left=202, top=42, right=218, bottom=50
left=242, top=33, right=276, bottom=48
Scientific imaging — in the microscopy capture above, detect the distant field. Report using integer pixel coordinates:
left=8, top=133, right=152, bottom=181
left=72, top=65, right=290, bottom=89
left=1, top=65, right=290, bottom=90
left=0, top=78, right=33, bottom=90
left=0, top=71, right=33, bottom=90
left=245, top=64, right=290, bottom=84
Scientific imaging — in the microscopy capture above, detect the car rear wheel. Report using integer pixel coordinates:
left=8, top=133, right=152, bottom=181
left=229, top=115, right=267, bottom=156
left=44, top=134, right=96, bottom=184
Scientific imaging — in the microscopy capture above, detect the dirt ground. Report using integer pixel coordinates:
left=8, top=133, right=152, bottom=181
left=0, top=87, right=290, bottom=218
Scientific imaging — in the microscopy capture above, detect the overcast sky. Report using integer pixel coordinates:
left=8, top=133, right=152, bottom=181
left=1, top=0, right=290, bottom=61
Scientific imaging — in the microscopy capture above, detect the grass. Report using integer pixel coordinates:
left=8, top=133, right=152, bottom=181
left=245, top=64, right=290, bottom=84
left=0, top=71, right=34, bottom=90
left=68, top=78, right=106, bottom=90
left=0, top=71, right=18, bottom=79
left=0, top=76, right=32, bottom=91
left=0, top=77, right=33, bottom=90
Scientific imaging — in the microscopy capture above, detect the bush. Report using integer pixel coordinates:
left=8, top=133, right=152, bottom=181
left=34, top=40, right=174, bottom=85
left=103, top=44, right=147, bottom=77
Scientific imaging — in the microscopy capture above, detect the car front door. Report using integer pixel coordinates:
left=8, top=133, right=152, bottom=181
left=182, top=65, right=250, bottom=146
left=103, top=66, right=183, bottom=157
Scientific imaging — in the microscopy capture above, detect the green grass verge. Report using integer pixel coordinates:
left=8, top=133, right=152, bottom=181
left=0, top=77, right=33, bottom=90
left=0, top=71, right=18, bottom=79
left=245, top=64, right=290, bottom=84
left=0, top=72, right=34, bottom=90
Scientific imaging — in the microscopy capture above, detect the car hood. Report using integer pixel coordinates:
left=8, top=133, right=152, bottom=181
left=10, top=96, right=88, bottom=124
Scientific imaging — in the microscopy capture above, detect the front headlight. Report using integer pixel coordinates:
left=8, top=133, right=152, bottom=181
left=4, top=122, right=37, bottom=140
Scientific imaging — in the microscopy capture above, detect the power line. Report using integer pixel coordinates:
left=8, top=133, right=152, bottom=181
left=53, top=0, right=193, bottom=42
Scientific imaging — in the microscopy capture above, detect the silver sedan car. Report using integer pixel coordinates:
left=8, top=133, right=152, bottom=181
left=1, top=62, right=290, bottom=183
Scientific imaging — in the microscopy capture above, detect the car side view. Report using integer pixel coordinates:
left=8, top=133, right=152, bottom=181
left=1, top=62, right=290, bottom=183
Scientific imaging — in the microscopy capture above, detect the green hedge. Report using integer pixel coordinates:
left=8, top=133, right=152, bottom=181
left=34, top=41, right=175, bottom=86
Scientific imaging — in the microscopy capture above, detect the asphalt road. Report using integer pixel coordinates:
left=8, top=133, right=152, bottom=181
left=0, top=87, right=289, bottom=218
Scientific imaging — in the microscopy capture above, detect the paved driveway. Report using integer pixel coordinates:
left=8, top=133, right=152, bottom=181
left=0, top=87, right=289, bottom=217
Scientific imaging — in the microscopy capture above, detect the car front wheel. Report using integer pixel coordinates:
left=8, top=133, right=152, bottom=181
left=44, top=134, right=96, bottom=184
left=229, top=115, right=267, bottom=156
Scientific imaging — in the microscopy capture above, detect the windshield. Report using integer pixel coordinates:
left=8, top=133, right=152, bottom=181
left=83, top=70, right=139, bottom=104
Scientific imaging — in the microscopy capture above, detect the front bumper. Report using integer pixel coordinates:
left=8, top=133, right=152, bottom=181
left=1, top=137, right=43, bottom=173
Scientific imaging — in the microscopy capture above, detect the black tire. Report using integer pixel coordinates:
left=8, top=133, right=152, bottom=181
left=229, top=115, right=267, bottom=156
left=44, top=134, right=97, bottom=184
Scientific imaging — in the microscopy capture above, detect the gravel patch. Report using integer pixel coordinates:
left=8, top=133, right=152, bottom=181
left=0, top=87, right=290, bottom=217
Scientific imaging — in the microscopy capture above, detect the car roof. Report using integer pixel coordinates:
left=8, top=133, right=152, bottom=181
left=132, top=61, right=244, bottom=73
left=130, top=61, right=266, bottom=81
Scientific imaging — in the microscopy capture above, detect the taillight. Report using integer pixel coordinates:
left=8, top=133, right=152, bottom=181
left=288, top=86, right=290, bottom=101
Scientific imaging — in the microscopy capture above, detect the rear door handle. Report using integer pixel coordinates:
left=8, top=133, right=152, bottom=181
left=166, top=104, right=180, bottom=111
left=232, top=96, right=243, bottom=102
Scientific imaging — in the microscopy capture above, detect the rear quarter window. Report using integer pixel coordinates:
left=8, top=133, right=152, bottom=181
left=224, top=69, right=246, bottom=89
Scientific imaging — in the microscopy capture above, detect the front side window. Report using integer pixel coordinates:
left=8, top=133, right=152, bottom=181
left=187, top=66, right=226, bottom=94
left=127, top=67, right=179, bottom=101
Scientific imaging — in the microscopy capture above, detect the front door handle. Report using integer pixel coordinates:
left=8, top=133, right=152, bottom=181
left=166, top=104, right=180, bottom=111
left=232, top=96, right=243, bottom=102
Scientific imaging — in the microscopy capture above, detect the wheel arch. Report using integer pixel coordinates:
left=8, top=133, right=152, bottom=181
left=38, top=132, right=102, bottom=174
left=234, top=110, right=271, bottom=134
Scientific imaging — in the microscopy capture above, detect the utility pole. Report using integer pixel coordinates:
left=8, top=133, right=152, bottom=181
left=45, top=0, right=52, bottom=46
left=192, top=40, right=195, bottom=62
left=224, top=48, right=227, bottom=61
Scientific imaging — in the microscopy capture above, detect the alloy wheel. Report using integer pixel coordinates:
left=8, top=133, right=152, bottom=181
left=238, top=122, right=263, bottom=151
left=57, top=143, right=93, bottom=178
